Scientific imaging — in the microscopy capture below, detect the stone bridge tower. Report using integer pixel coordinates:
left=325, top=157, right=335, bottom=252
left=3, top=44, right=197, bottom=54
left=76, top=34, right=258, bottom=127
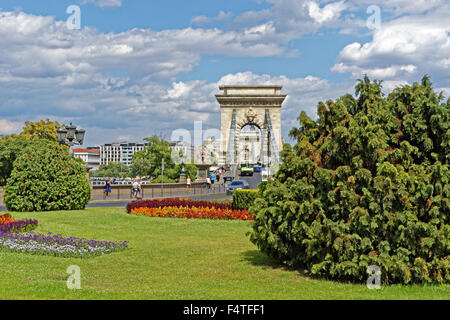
left=216, top=85, right=286, bottom=168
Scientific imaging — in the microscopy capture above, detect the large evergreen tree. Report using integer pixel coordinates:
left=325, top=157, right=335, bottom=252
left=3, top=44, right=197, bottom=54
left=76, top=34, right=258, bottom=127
left=249, top=76, right=449, bottom=284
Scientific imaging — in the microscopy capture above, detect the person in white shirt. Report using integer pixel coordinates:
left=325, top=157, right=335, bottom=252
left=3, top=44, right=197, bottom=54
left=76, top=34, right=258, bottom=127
left=186, top=176, right=191, bottom=193
left=132, top=178, right=142, bottom=200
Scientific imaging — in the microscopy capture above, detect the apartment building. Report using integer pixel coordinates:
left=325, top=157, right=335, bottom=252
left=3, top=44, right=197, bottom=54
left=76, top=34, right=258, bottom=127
left=100, top=142, right=149, bottom=166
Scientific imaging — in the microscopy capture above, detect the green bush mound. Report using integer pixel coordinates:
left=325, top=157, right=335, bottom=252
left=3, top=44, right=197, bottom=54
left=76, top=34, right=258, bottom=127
left=4, top=139, right=91, bottom=212
left=249, top=76, right=449, bottom=284
left=233, top=189, right=259, bottom=211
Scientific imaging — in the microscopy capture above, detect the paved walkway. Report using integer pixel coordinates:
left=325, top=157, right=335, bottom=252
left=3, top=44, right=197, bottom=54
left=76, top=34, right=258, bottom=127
left=0, top=172, right=260, bottom=212
left=0, top=192, right=231, bottom=211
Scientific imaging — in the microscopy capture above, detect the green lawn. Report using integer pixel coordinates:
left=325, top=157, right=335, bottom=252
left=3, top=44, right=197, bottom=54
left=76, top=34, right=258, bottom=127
left=1, top=207, right=448, bottom=300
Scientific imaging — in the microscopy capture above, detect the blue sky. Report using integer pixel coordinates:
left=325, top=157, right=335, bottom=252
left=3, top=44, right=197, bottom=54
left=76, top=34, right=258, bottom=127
left=0, top=0, right=449, bottom=146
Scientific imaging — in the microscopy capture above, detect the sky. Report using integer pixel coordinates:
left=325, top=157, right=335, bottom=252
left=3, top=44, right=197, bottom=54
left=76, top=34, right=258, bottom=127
left=0, top=0, right=449, bottom=146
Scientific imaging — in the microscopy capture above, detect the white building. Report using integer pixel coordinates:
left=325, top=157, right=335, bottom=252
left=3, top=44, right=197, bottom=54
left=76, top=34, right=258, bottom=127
left=100, top=142, right=149, bottom=166
left=73, top=148, right=101, bottom=171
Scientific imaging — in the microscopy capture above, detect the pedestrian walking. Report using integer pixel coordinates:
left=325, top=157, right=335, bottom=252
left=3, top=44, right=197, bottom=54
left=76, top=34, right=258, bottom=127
left=131, top=178, right=142, bottom=200
left=206, top=176, right=211, bottom=189
left=210, top=172, right=216, bottom=190
left=104, top=178, right=112, bottom=198
left=186, top=176, right=191, bottom=193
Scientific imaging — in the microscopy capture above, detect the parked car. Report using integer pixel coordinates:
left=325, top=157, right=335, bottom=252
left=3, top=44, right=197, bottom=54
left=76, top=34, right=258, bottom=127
left=90, top=180, right=106, bottom=186
left=226, top=180, right=250, bottom=194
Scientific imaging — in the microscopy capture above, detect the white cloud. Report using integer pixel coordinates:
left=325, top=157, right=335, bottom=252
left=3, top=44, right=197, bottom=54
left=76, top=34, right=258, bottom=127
left=307, top=0, right=348, bottom=24
left=190, top=16, right=212, bottom=26
left=331, top=6, right=450, bottom=84
left=191, top=10, right=232, bottom=26
left=0, top=10, right=289, bottom=83
left=1, top=2, right=449, bottom=146
left=0, top=119, right=22, bottom=135
left=232, top=0, right=359, bottom=42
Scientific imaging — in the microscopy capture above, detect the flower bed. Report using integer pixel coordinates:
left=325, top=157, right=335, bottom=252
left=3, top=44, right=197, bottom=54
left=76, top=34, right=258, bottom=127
left=0, top=213, right=15, bottom=225
left=126, top=198, right=232, bottom=213
left=0, top=219, right=38, bottom=233
left=130, top=206, right=253, bottom=221
left=0, top=213, right=38, bottom=233
left=0, top=231, right=129, bottom=258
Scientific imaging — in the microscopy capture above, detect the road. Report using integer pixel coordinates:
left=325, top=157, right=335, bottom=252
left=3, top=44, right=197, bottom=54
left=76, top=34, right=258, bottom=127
left=235, top=171, right=262, bottom=190
left=0, top=172, right=261, bottom=211
left=0, top=193, right=232, bottom=211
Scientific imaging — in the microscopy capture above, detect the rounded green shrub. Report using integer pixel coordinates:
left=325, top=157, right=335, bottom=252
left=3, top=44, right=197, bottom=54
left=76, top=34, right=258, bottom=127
left=249, top=76, right=449, bottom=284
left=233, top=189, right=259, bottom=211
left=4, top=139, right=91, bottom=212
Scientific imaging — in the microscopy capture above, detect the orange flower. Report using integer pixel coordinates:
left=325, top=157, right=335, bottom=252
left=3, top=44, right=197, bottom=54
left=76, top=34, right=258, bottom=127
left=130, top=205, right=252, bottom=221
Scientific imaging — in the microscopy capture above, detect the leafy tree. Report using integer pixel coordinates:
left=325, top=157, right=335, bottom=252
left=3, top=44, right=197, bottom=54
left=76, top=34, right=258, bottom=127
left=150, top=175, right=177, bottom=184
left=93, top=162, right=130, bottom=178
left=0, top=135, right=30, bottom=186
left=184, top=161, right=198, bottom=182
left=4, top=139, right=91, bottom=212
left=130, top=151, right=152, bottom=178
left=19, top=119, right=63, bottom=142
left=249, top=76, right=449, bottom=284
left=0, top=119, right=67, bottom=186
left=141, top=135, right=198, bottom=181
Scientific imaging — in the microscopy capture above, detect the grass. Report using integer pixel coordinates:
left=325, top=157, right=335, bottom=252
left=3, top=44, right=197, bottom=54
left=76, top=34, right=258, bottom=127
left=0, top=207, right=448, bottom=300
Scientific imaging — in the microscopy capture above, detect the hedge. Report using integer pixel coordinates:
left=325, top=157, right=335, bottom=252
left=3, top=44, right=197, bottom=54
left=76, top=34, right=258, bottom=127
left=232, top=189, right=259, bottom=211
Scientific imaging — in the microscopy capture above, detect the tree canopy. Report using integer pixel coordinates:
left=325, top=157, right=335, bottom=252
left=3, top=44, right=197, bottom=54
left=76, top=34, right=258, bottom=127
left=133, top=135, right=197, bottom=182
left=4, top=139, right=91, bottom=212
left=0, top=119, right=67, bottom=185
left=250, top=75, right=449, bottom=284
left=19, top=119, right=63, bottom=142
left=92, top=162, right=131, bottom=178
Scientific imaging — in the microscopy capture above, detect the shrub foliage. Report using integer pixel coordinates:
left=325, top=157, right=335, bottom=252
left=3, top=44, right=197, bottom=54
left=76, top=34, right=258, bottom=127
left=249, top=76, right=449, bottom=284
left=232, top=189, right=259, bottom=211
left=4, top=139, right=91, bottom=212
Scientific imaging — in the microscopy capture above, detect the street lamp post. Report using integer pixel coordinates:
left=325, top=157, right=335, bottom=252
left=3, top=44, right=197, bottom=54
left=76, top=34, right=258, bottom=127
left=57, top=122, right=90, bottom=183
left=179, top=161, right=186, bottom=183
left=161, top=158, right=164, bottom=196
left=57, top=122, right=85, bottom=148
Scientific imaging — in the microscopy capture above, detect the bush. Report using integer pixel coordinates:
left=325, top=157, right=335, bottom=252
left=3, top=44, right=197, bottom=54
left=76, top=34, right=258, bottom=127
left=232, top=189, right=259, bottom=211
left=249, top=76, right=449, bottom=284
left=4, top=139, right=91, bottom=212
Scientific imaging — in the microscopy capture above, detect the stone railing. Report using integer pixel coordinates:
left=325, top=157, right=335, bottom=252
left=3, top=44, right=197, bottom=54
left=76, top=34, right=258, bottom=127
left=91, top=181, right=226, bottom=201
left=0, top=182, right=227, bottom=204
